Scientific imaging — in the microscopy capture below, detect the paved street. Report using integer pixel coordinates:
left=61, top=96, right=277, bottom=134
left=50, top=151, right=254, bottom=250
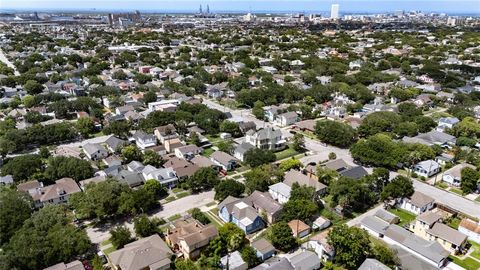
left=86, top=191, right=215, bottom=244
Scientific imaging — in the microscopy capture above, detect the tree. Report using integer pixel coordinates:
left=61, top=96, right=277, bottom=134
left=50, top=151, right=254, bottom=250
left=217, top=140, right=235, bottom=153
left=358, top=111, right=402, bottom=137
left=218, top=223, right=245, bottom=252
left=315, top=120, right=356, bottom=147
left=76, top=117, right=95, bottom=138
left=112, top=70, right=127, bottom=80
left=191, top=208, right=211, bottom=225
left=121, top=145, right=143, bottom=163
left=328, top=152, right=337, bottom=160
left=44, top=156, right=94, bottom=182
left=187, top=167, right=219, bottom=193
left=241, top=246, right=261, bottom=268
left=290, top=182, right=316, bottom=201
left=110, top=226, right=133, bottom=249
left=24, top=80, right=44, bottom=95
left=142, top=150, right=164, bottom=167
left=103, top=121, right=131, bottom=138
left=292, top=133, right=305, bottom=151
left=372, top=243, right=399, bottom=269
left=0, top=188, right=34, bottom=245
left=394, top=121, right=418, bottom=137
left=280, top=199, right=318, bottom=222
left=133, top=214, right=158, bottom=237
left=252, top=100, right=265, bottom=120
left=278, top=158, right=303, bottom=172
left=453, top=117, right=480, bottom=138
left=143, top=91, right=157, bottom=104
left=214, top=179, right=245, bottom=201
left=329, top=177, right=376, bottom=212
left=350, top=134, right=407, bottom=169
left=267, top=222, right=297, bottom=252
left=381, top=176, right=414, bottom=201
left=327, top=225, right=371, bottom=269
left=244, top=148, right=276, bottom=167
left=134, top=73, right=152, bottom=84
left=461, top=167, right=479, bottom=194
left=143, top=179, right=167, bottom=198
left=118, top=188, right=159, bottom=215
left=189, top=131, right=201, bottom=146
left=244, top=165, right=278, bottom=194
left=175, top=259, right=198, bottom=270
left=1, top=154, right=43, bottom=182
left=92, top=255, right=104, bottom=270
left=220, top=121, right=241, bottom=137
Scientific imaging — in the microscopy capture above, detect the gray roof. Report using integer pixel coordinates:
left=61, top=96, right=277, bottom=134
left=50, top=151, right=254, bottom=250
left=234, top=142, right=255, bottom=155
left=221, top=251, right=246, bottom=269
left=284, top=170, right=327, bottom=192
left=403, top=130, right=456, bottom=146
left=427, top=222, right=467, bottom=246
left=358, top=258, right=391, bottom=270
left=251, top=238, right=275, bottom=255
left=43, top=260, right=84, bottom=270
left=340, top=166, right=368, bottom=180
left=116, top=170, right=144, bottom=187
left=219, top=196, right=260, bottom=227
left=322, top=159, right=349, bottom=171
left=443, top=163, right=476, bottom=179
left=287, top=250, right=320, bottom=270
left=385, top=224, right=449, bottom=265
left=408, top=191, right=434, bottom=208
left=244, top=191, right=283, bottom=215
left=374, top=209, right=399, bottom=224
left=83, top=143, right=107, bottom=155
left=417, top=211, right=442, bottom=226
left=247, top=127, right=282, bottom=140
left=252, top=257, right=294, bottom=270
left=133, top=131, right=155, bottom=141
left=269, top=182, right=291, bottom=198
left=361, top=216, right=390, bottom=235
left=210, top=151, right=237, bottom=166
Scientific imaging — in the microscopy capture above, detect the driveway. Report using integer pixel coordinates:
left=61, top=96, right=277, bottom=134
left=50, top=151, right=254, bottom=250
left=86, top=191, right=215, bottom=244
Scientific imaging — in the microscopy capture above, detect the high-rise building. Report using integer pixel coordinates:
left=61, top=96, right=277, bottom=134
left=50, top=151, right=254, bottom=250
left=199, top=4, right=203, bottom=14
left=330, top=4, right=339, bottom=19
left=206, top=4, right=210, bottom=14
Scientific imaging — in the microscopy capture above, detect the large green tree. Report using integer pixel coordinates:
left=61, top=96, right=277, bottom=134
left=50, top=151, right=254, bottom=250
left=214, top=179, right=245, bottom=201
left=328, top=225, right=372, bottom=269
left=0, top=188, right=34, bottom=245
left=315, top=120, right=357, bottom=147
left=267, top=222, right=297, bottom=252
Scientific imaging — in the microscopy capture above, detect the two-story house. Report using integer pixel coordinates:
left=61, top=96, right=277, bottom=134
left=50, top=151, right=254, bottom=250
left=132, top=131, right=157, bottom=150
left=410, top=211, right=468, bottom=254
left=245, top=127, right=286, bottom=151
left=218, top=196, right=265, bottom=234
left=142, top=165, right=178, bottom=188
left=83, top=143, right=108, bottom=160
left=274, top=111, right=298, bottom=127
left=398, top=191, right=435, bottom=215
left=154, top=124, right=178, bottom=144
left=17, top=178, right=81, bottom=208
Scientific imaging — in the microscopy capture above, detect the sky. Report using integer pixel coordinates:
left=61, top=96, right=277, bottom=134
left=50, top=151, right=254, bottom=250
left=1, top=0, right=479, bottom=14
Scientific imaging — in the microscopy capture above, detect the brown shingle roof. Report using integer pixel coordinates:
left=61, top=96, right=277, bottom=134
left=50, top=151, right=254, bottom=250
left=288, top=220, right=310, bottom=236
left=427, top=223, right=467, bottom=246
left=459, top=219, right=480, bottom=233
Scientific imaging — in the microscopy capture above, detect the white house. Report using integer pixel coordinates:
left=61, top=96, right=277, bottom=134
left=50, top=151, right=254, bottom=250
left=274, top=111, right=298, bottom=127
left=174, top=144, right=203, bottom=160
left=83, top=143, right=108, bottom=160
left=233, top=142, right=255, bottom=162
left=442, top=163, right=476, bottom=186
left=459, top=219, right=480, bottom=244
left=133, top=131, right=157, bottom=150
left=436, top=117, right=459, bottom=132
left=268, top=182, right=291, bottom=204
left=413, top=160, right=440, bottom=178
left=398, top=191, right=435, bottom=215
left=245, top=127, right=286, bottom=151
left=142, top=165, right=178, bottom=187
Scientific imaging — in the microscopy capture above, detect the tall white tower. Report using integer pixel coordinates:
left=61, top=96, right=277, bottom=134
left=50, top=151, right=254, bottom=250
left=330, top=4, right=339, bottom=19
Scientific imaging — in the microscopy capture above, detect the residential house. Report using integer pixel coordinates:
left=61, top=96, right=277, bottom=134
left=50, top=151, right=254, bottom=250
left=105, top=136, right=129, bottom=153
left=174, top=144, right=203, bottom=160
left=374, top=209, right=400, bottom=224
left=191, top=155, right=219, bottom=169
left=403, top=130, right=456, bottom=147
left=245, top=127, right=285, bottom=151
left=264, top=106, right=283, bottom=122
left=133, top=131, right=157, bottom=150
left=284, top=170, right=327, bottom=196
left=220, top=251, right=248, bottom=270
left=436, top=117, right=459, bottom=132
left=142, top=165, right=178, bottom=188
left=442, top=163, right=475, bottom=186
left=127, top=161, right=145, bottom=172
left=361, top=215, right=391, bottom=238
left=413, top=160, right=440, bottom=178
left=116, top=170, right=144, bottom=188
left=398, top=191, right=435, bottom=215
left=321, top=159, right=350, bottom=172
left=268, top=182, right=291, bottom=204
left=295, top=119, right=316, bottom=132
left=210, top=151, right=238, bottom=171
left=288, top=220, right=311, bottom=238
left=459, top=219, right=480, bottom=244
left=165, top=218, right=218, bottom=259
left=109, top=235, right=172, bottom=270
left=286, top=250, right=321, bottom=270
left=339, top=166, right=369, bottom=180
left=312, top=216, right=331, bottom=231
left=164, top=138, right=184, bottom=153
left=358, top=259, right=391, bottom=270
left=304, top=231, right=335, bottom=262
left=243, top=191, right=283, bottom=224
left=238, top=121, right=256, bottom=134
left=18, top=178, right=81, bottom=208
left=103, top=155, right=122, bottom=167
left=233, top=142, right=255, bottom=162
left=251, top=238, right=276, bottom=261
left=0, top=175, right=13, bottom=185
left=43, top=260, right=84, bottom=270
left=382, top=224, right=449, bottom=268
left=275, top=111, right=298, bottom=127
left=218, top=196, right=265, bottom=234
left=83, top=143, right=108, bottom=160
left=154, top=124, right=178, bottom=143
left=251, top=257, right=294, bottom=270
left=410, top=211, right=467, bottom=254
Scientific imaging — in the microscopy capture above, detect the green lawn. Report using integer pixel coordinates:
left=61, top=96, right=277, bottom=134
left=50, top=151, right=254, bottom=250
left=388, top=208, right=416, bottom=226
left=470, top=241, right=480, bottom=261
left=206, top=202, right=217, bottom=207
left=205, top=212, right=223, bottom=228
left=450, top=188, right=463, bottom=196
left=435, top=182, right=448, bottom=190
left=167, top=214, right=182, bottom=222
left=165, top=196, right=176, bottom=203
left=446, top=217, right=461, bottom=229
left=100, top=238, right=112, bottom=246
left=103, top=246, right=117, bottom=255
left=202, top=148, right=215, bottom=157
left=449, top=256, right=480, bottom=270
left=475, top=196, right=480, bottom=202
left=275, top=146, right=300, bottom=161
left=176, top=191, right=191, bottom=199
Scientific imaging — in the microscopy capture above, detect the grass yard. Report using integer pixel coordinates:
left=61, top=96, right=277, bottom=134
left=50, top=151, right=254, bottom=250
left=167, top=214, right=182, bottom=222
left=446, top=217, right=461, bottom=229
left=202, top=148, right=215, bottom=157
left=388, top=208, right=416, bottom=226
left=176, top=191, right=191, bottom=199
left=164, top=196, right=176, bottom=203
left=102, top=246, right=117, bottom=255
left=275, top=146, right=300, bottom=161
left=449, top=256, right=480, bottom=270
left=470, top=241, right=480, bottom=261
left=205, top=212, right=224, bottom=228
left=475, top=196, right=480, bottom=202
left=100, top=238, right=112, bottom=246
left=435, top=182, right=449, bottom=190
left=450, top=188, right=464, bottom=196
left=206, top=202, right=217, bottom=207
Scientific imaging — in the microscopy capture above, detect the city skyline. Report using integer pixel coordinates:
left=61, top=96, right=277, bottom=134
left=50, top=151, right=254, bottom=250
left=1, top=0, right=479, bottom=15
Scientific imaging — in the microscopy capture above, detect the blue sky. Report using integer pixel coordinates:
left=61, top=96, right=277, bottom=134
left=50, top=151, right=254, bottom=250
left=1, top=0, right=479, bottom=14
